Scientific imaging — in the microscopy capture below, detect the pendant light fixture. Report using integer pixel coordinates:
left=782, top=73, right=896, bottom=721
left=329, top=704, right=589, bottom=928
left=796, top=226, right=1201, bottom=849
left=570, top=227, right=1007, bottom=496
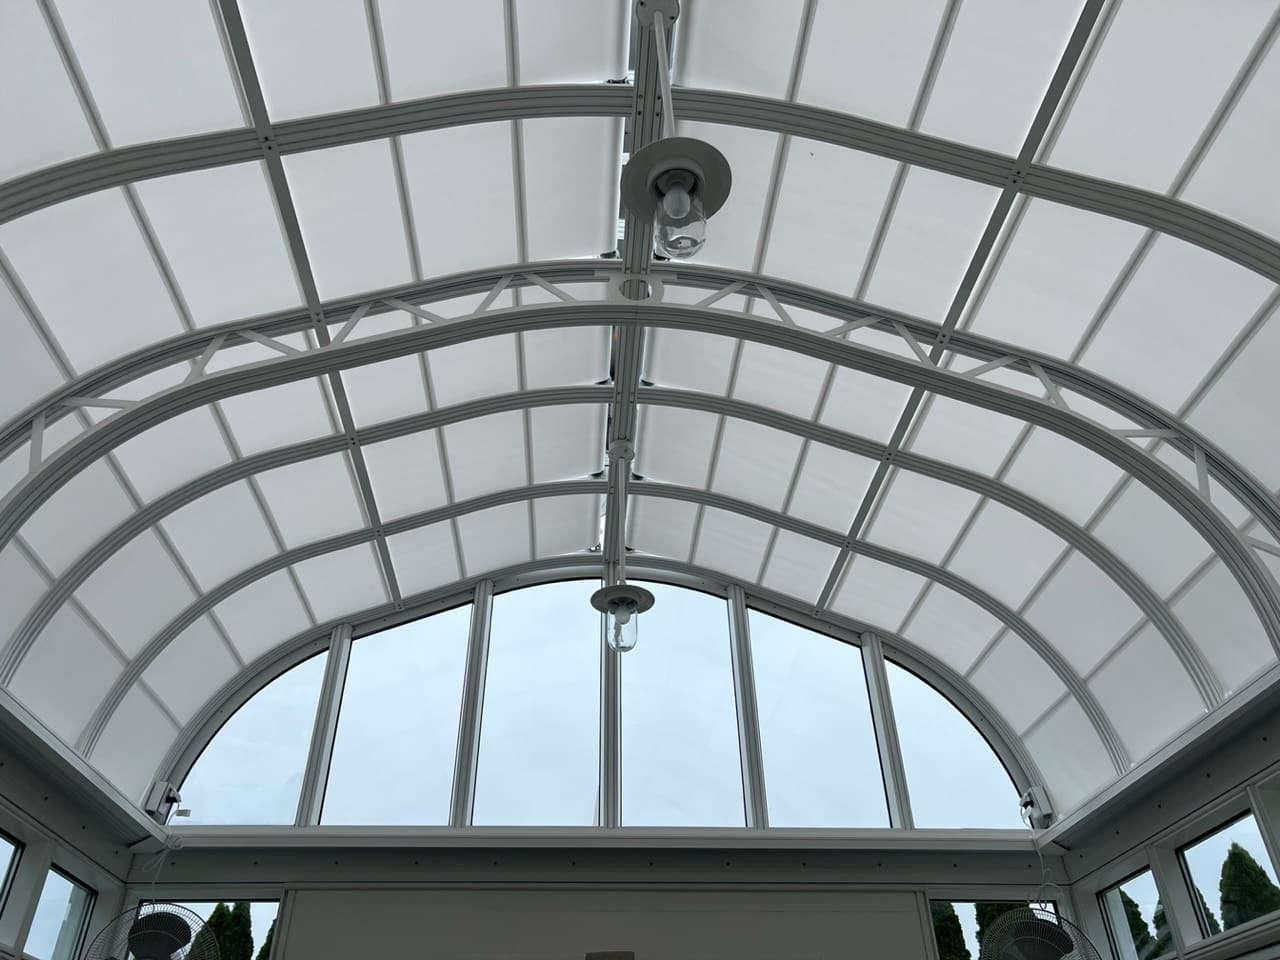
left=620, top=0, right=732, bottom=260
left=591, top=440, right=654, bottom=653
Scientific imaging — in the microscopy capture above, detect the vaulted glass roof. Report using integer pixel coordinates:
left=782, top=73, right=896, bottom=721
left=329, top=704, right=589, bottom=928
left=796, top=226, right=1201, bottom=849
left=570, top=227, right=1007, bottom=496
left=1, top=0, right=1279, bottom=829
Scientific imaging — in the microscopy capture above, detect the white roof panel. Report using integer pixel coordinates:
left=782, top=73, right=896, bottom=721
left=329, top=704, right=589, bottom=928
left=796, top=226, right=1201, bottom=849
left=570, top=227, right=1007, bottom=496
left=216, top=379, right=336, bottom=457
left=731, top=342, right=829, bottom=420
left=529, top=405, right=602, bottom=482
left=1094, top=482, right=1214, bottom=596
left=831, top=555, right=929, bottom=632
left=428, top=334, right=520, bottom=408
left=20, top=459, right=134, bottom=575
left=948, top=502, right=1068, bottom=611
left=113, top=407, right=231, bottom=502
left=213, top=569, right=312, bottom=663
left=457, top=502, right=531, bottom=575
left=1024, top=551, right=1144, bottom=675
left=628, top=496, right=697, bottom=562
left=1002, top=426, right=1123, bottom=526
left=644, top=328, right=735, bottom=396
left=134, top=161, right=300, bottom=327
left=0, top=545, right=47, bottom=649
left=903, top=584, right=1002, bottom=674
left=379, top=0, right=506, bottom=100
left=143, top=616, right=239, bottom=724
left=517, top=0, right=628, bottom=83
left=787, top=442, right=877, bottom=535
left=90, top=686, right=177, bottom=802
left=864, top=469, right=981, bottom=566
left=692, top=508, right=773, bottom=585
left=635, top=405, right=717, bottom=489
left=362, top=432, right=449, bottom=522
left=0, top=278, right=62, bottom=425
left=443, top=412, right=528, bottom=501
left=970, top=634, right=1066, bottom=734
left=293, top=542, right=388, bottom=623
left=909, top=394, right=1026, bottom=476
left=523, top=326, right=609, bottom=388
left=0, top=0, right=96, bottom=179
left=676, top=0, right=805, bottom=99
left=523, top=118, right=620, bottom=260
left=255, top=453, right=366, bottom=548
left=818, top=366, right=914, bottom=444
left=1024, top=696, right=1114, bottom=811
left=55, top=0, right=243, bottom=146
left=761, top=530, right=840, bottom=605
left=533, top=495, right=597, bottom=558
left=161, top=481, right=277, bottom=591
left=342, top=354, right=430, bottom=428
left=711, top=418, right=803, bottom=513
left=1172, top=561, right=1275, bottom=695
left=387, top=522, right=460, bottom=597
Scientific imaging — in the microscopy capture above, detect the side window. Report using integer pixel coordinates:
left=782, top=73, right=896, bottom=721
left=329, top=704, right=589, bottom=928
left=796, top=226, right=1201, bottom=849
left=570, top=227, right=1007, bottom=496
left=929, top=901, right=1055, bottom=959
left=1099, top=868, right=1173, bottom=960
left=1179, top=811, right=1280, bottom=937
left=164, top=901, right=281, bottom=960
left=24, top=867, right=93, bottom=960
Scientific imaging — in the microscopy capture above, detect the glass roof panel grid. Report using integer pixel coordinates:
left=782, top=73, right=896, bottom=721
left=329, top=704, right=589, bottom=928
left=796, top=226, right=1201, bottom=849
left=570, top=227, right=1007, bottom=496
left=254, top=453, right=367, bottom=548
left=1172, top=560, right=1276, bottom=696
left=730, top=342, right=828, bottom=420
left=292, top=542, right=388, bottom=624
left=0, top=544, right=47, bottom=649
left=55, top=0, right=244, bottom=147
left=112, top=406, right=232, bottom=503
left=473, top=581, right=599, bottom=826
left=427, top=334, right=521, bottom=409
left=529, top=405, right=605, bottom=483
left=621, top=582, right=744, bottom=826
left=142, top=615, right=239, bottom=725
left=442, top=412, right=528, bottom=502
left=1080, top=234, right=1274, bottom=414
left=323, top=604, right=471, bottom=826
left=887, top=661, right=1024, bottom=829
left=514, top=0, right=628, bottom=83
left=1187, top=303, right=1280, bottom=490
left=533, top=495, right=597, bottom=559
left=1094, top=481, right=1216, bottom=596
left=1184, top=32, right=1280, bottom=240
left=213, top=378, right=338, bottom=457
left=969, top=633, right=1067, bottom=734
left=1088, top=623, right=1206, bottom=761
left=1024, top=695, right=1116, bottom=811
left=160, top=481, right=278, bottom=592
left=863, top=167, right=1001, bottom=322
left=947, top=501, right=1070, bottom=611
left=907, top=394, right=1027, bottom=476
left=19, top=459, right=134, bottom=575
left=762, top=141, right=898, bottom=296
left=0, top=278, right=64, bottom=426
left=8, top=605, right=122, bottom=745
left=674, top=122, right=779, bottom=272
left=134, top=161, right=302, bottom=327
left=709, top=418, right=804, bottom=514
left=1023, top=550, right=1145, bottom=675
left=786, top=442, right=877, bottom=535
left=903, top=584, right=1003, bottom=674
left=628, top=497, right=697, bottom=562
left=379, top=0, right=506, bottom=101
left=1048, top=0, right=1275, bottom=193
left=282, top=139, right=413, bottom=299
left=523, top=326, right=610, bottom=388
left=643, top=328, right=735, bottom=396
left=830, top=555, right=930, bottom=632
left=797, top=0, right=944, bottom=127
left=0, top=0, right=97, bottom=179
left=523, top=117, right=621, bottom=261
left=239, top=0, right=380, bottom=121
left=212, top=569, right=312, bottom=664
left=965, top=199, right=1145, bottom=359
left=749, top=610, right=889, bottom=828
left=401, top=123, right=518, bottom=279
left=456, top=501, right=531, bottom=576
left=362, top=432, right=449, bottom=523
left=341, top=354, right=432, bottom=431
left=1001, top=426, right=1125, bottom=526
left=690, top=507, right=773, bottom=586
left=675, top=0, right=805, bottom=99
left=817, top=366, right=915, bottom=445
left=0, top=188, right=183, bottom=373
left=760, top=529, right=841, bottom=606
left=90, top=686, right=178, bottom=802
left=919, top=0, right=1084, bottom=155
left=73, top=528, right=197, bottom=658
left=386, top=522, right=460, bottom=597
left=635, top=405, right=717, bottom=489
left=179, top=652, right=327, bottom=825
left=863, top=469, right=982, bottom=566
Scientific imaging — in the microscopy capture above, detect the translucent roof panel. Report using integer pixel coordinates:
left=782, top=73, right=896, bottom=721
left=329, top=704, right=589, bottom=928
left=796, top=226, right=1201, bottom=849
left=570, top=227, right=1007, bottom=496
left=621, top=583, right=744, bottom=826
left=1173, top=561, right=1276, bottom=695
left=1024, top=696, right=1116, bottom=811
left=946, top=502, right=1069, bottom=611
left=179, top=653, right=327, bottom=825
left=675, top=0, right=806, bottom=100
left=864, top=469, right=981, bottom=566
left=212, top=570, right=313, bottom=665
left=710, top=418, right=804, bottom=513
left=749, top=611, right=888, bottom=827
left=887, top=662, right=1024, bottom=829
left=523, top=118, right=621, bottom=260
left=0, top=278, right=63, bottom=425
left=908, top=394, right=1027, bottom=476
left=142, top=616, right=239, bottom=725
left=379, top=0, right=506, bottom=100
left=831, top=555, right=930, bottom=632
left=1023, top=551, right=1144, bottom=675
left=514, top=0, right=628, bottom=84
left=91, top=686, right=179, bottom=802
left=323, top=604, right=471, bottom=826
left=901, top=584, right=1003, bottom=675
left=760, top=530, right=841, bottom=607
left=969, top=634, right=1066, bottom=734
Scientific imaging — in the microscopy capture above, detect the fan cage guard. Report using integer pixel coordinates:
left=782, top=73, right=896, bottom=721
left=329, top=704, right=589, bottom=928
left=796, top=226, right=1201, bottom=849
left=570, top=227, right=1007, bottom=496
left=978, top=905, right=1102, bottom=960
left=81, top=901, right=220, bottom=960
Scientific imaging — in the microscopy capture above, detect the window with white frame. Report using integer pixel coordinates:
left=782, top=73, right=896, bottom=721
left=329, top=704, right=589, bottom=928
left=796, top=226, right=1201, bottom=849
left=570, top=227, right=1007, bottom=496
left=1179, top=811, right=1280, bottom=938
left=23, top=867, right=92, bottom=960
left=1099, top=867, right=1173, bottom=960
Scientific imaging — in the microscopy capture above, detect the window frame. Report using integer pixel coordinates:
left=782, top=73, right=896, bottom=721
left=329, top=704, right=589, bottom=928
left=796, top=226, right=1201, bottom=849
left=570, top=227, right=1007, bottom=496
left=1175, top=807, right=1280, bottom=941
left=1097, top=866, right=1176, bottom=960
left=22, top=864, right=94, bottom=960
left=0, top=829, right=21, bottom=918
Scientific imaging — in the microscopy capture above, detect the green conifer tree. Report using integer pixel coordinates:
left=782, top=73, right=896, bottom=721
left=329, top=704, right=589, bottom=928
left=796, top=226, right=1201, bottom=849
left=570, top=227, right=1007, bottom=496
left=1152, top=900, right=1172, bottom=957
left=930, top=902, right=972, bottom=960
left=256, top=919, right=276, bottom=960
left=1220, top=841, right=1280, bottom=930
left=974, top=901, right=1023, bottom=949
left=191, top=902, right=232, bottom=958
left=1119, top=889, right=1155, bottom=955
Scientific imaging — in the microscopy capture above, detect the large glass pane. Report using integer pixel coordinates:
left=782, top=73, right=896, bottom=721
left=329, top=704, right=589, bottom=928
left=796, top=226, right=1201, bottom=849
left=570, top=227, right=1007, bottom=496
left=25, top=868, right=92, bottom=960
left=1100, top=868, right=1173, bottom=960
left=322, top=605, right=471, bottom=825
left=887, top=662, right=1024, bottom=829
left=748, top=611, right=888, bottom=827
left=621, top=583, right=743, bottom=826
left=472, top=581, right=600, bottom=825
left=1180, top=812, right=1280, bottom=936
left=179, top=653, right=328, bottom=825
left=165, top=900, right=280, bottom=960
left=930, top=901, right=1055, bottom=960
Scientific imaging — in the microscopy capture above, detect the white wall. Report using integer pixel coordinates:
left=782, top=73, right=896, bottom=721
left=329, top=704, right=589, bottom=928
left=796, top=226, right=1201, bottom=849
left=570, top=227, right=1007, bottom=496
left=279, top=888, right=933, bottom=960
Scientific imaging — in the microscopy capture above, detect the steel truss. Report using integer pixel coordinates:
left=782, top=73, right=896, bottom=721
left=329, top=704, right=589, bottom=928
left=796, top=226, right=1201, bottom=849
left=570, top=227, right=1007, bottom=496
left=153, top=554, right=1044, bottom=832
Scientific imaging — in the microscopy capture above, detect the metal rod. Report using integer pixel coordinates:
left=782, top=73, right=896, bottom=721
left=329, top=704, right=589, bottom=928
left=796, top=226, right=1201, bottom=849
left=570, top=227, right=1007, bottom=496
left=652, top=15, right=675, bottom=139
left=294, top=623, right=352, bottom=826
left=862, top=631, right=914, bottom=829
left=450, top=580, right=494, bottom=826
left=727, top=585, right=769, bottom=827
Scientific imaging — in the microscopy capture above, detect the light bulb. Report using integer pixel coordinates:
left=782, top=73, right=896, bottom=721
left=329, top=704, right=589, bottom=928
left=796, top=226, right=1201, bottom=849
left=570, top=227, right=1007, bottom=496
left=606, top=597, right=640, bottom=652
left=654, top=183, right=706, bottom=259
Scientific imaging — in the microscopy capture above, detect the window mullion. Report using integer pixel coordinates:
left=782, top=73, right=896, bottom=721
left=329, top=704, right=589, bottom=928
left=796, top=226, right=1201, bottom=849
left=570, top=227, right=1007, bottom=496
left=727, top=586, right=768, bottom=828
left=294, top=623, right=353, bottom=826
left=1246, top=783, right=1280, bottom=880
left=599, top=592, right=620, bottom=829
left=450, top=580, right=494, bottom=827
left=861, top=631, right=914, bottom=829
left=0, top=838, right=52, bottom=957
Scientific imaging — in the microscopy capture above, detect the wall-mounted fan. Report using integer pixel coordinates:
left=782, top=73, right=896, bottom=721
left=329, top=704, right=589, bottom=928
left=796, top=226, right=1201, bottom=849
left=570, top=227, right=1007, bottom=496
left=978, top=905, right=1101, bottom=960
left=81, top=902, right=219, bottom=960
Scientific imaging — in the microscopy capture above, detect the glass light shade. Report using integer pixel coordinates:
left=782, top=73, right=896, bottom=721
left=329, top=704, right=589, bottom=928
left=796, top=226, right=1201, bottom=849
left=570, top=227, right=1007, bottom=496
left=653, top=185, right=707, bottom=259
left=606, top=596, right=640, bottom=652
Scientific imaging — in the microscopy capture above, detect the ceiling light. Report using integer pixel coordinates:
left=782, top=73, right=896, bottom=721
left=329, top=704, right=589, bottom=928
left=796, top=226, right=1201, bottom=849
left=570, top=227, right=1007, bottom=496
left=591, top=582, right=656, bottom=653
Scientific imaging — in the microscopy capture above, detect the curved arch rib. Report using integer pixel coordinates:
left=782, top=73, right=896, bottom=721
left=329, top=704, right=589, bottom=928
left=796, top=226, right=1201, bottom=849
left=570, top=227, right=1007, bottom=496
left=2, top=85, right=1277, bottom=283
left=1, top=302, right=1275, bottom=671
